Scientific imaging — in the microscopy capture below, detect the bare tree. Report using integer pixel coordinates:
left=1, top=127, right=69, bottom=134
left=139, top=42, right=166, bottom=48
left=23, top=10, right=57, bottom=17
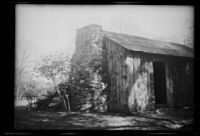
left=20, top=81, right=39, bottom=111
left=15, top=48, right=32, bottom=102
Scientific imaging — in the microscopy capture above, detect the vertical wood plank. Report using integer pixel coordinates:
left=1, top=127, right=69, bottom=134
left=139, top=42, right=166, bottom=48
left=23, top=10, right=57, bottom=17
left=126, top=51, right=130, bottom=111
left=150, top=61, right=155, bottom=110
left=146, top=60, right=150, bottom=110
left=118, top=44, right=124, bottom=111
left=118, top=50, right=122, bottom=110
left=166, top=62, right=172, bottom=108
left=129, top=51, right=132, bottom=100
left=109, top=40, right=114, bottom=111
left=111, top=43, right=115, bottom=111
left=107, top=41, right=111, bottom=111
left=122, top=51, right=126, bottom=112
left=129, top=51, right=134, bottom=112
left=115, top=48, right=119, bottom=110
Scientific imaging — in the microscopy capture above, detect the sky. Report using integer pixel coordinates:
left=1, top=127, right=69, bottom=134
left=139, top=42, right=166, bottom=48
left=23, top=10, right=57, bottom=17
left=15, top=5, right=194, bottom=85
left=16, top=5, right=194, bottom=63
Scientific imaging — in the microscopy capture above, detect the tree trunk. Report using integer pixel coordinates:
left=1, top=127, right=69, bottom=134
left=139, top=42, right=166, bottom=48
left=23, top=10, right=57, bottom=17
left=61, top=96, right=68, bottom=112
left=55, top=89, right=68, bottom=112
left=65, top=94, right=71, bottom=112
left=53, top=80, right=68, bottom=112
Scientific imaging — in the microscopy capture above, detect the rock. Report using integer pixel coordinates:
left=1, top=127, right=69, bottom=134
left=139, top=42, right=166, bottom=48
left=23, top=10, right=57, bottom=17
left=51, top=97, right=62, bottom=103
left=155, top=109, right=164, bottom=115
left=37, top=95, right=48, bottom=101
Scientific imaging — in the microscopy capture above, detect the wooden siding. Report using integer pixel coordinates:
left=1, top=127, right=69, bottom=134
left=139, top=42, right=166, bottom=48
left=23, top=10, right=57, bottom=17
left=104, top=38, right=193, bottom=113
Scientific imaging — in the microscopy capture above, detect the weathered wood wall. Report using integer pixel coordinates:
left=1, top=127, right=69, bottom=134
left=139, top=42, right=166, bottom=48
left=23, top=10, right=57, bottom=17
left=104, top=38, right=155, bottom=113
left=103, top=37, right=193, bottom=113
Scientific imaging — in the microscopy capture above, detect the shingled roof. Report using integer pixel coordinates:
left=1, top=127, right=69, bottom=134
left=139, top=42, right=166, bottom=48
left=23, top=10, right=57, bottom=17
left=104, top=31, right=193, bottom=58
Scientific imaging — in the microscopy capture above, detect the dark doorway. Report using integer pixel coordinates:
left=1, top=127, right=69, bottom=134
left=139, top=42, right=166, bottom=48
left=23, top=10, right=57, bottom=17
left=153, top=62, right=167, bottom=105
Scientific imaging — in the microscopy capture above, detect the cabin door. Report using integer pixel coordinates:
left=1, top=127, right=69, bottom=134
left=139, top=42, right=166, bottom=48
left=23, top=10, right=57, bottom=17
left=153, top=62, right=167, bottom=107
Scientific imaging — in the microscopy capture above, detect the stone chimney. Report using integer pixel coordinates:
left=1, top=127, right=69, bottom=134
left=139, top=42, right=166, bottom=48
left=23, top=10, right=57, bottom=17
left=70, top=24, right=109, bottom=112
left=73, top=24, right=104, bottom=63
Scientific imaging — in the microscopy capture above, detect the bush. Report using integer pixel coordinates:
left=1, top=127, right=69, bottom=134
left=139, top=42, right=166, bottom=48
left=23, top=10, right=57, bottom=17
left=34, top=90, right=66, bottom=111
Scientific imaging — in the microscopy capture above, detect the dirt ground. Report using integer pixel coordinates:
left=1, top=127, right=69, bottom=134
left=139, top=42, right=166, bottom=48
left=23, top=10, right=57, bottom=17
left=14, top=105, right=193, bottom=130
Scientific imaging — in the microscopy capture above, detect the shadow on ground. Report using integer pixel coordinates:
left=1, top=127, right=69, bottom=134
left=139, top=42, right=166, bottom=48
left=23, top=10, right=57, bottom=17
left=14, top=106, right=193, bottom=130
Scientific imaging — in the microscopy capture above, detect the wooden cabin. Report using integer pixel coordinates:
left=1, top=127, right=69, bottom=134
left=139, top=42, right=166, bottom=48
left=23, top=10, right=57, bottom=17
left=73, top=24, right=194, bottom=113
left=102, top=31, right=194, bottom=113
